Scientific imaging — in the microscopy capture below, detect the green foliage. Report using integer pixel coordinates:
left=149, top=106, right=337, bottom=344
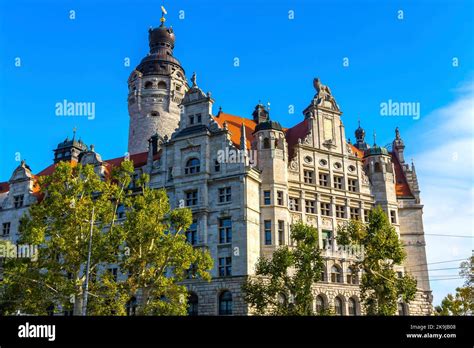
left=435, top=257, right=473, bottom=316
left=242, top=222, right=324, bottom=315
left=0, top=160, right=212, bottom=315
left=337, top=206, right=417, bottom=315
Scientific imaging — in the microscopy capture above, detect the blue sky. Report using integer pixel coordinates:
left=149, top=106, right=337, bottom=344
left=0, top=0, right=473, bottom=305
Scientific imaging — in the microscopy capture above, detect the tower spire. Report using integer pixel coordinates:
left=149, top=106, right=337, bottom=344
left=240, top=122, right=247, bottom=152
left=373, top=130, right=377, bottom=146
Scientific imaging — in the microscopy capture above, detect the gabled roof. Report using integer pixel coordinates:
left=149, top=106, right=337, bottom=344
left=392, top=153, right=414, bottom=199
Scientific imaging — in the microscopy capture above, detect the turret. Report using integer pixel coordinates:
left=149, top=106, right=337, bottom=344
left=53, top=130, right=87, bottom=163
left=364, top=136, right=398, bottom=220
left=127, top=8, right=188, bottom=154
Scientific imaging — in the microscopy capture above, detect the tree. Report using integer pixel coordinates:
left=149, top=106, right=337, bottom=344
left=336, top=206, right=417, bottom=315
left=435, top=256, right=473, bottom=316
left=242, top=221, right=324, bottom=315
left=0, top=160, right=212, bottom=315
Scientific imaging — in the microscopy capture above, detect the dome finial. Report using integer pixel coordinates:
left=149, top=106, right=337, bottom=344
left=160, top=5, right=167, bottom=26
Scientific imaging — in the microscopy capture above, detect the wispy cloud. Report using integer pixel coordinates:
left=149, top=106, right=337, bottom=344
left=409, top=81, right=474, bottom=306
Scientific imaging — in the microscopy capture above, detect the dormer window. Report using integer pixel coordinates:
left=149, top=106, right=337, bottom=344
left=185, top=158, right=200, bottom=174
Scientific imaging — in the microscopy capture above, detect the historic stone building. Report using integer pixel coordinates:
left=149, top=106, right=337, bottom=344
left=0, top=17, right=432, bottom=316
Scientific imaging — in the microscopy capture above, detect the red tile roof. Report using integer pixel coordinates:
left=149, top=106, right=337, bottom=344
left=350, top=144, right=364, bottom=159
left=285, top=119, right=310, bottom=159
left=213, top=112, right=256, bottom=149
left=392, top=153, right=414, bottom=198
left=0, top=182, right=9, bottom=194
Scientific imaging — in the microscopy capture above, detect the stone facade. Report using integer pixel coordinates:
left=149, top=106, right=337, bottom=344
left=0, top=20, right=433, bottom=316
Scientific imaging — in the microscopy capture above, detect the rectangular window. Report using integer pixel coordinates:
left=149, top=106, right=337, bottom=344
left=350, top=207, right=360, bottom=220
left=333, top=176, right=343, bottom=190
left=305, top=200, right=316, bottom=214
left=289, top=197, right=300, bottom=211
left=107, top=267, right=118, bottom=282
left=186, top=220, right=198, bottom=245
left=219, top=218, right=232, bottom=244
left=14, top=195, right=24, bottom=208
left=278, top=220, right=284, bottom=246
left=219, top=187, right=232, bottom=203
left=264, top=220, right=272, bottom=245
left=390, top=210, right=397, bottom=224
left=277, top=191, right=284, bottom=206
left=185, top=190, right=198, bottom=206
left=168, top=167, right=173, bottom=181
left=2, top=222, right=10, bottom=236
left=335, top=205, right=345, bottom=218
left=263, top=191, right=271, bottom=205
left=320, top=202, right=331, bottom=216
left=364, top=209, right=369, bottom=222
left=348, top=178, right=357, bottom=192
left=189, top=115, right=194, bottom=125
left=304, top=170, right=314, bottom=184
left=214, top=160, right=221, bottom=172
left=322, top=230, right=333, bottom=249
left=196, top=114, right=202, bottom=123
left=319, top=173, right=329, bottom=187
left=218, top=257, right=232, bottom=277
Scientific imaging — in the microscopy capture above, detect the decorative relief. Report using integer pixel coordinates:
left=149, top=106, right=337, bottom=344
left=322, top=218, right=332, bottom=228
left=291, top=213, right=302, bottom=223
left=306, top=216, right=316, bottom=226
left=289, top=156, right=299, bottom=172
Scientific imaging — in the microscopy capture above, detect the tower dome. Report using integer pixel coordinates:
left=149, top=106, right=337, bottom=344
left=127, top=9, right=188, bottom=155
left=355, top=124, right=365, bottom=141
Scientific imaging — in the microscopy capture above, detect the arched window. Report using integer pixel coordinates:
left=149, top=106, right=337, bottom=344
left=126, top=297, right=137, bottom=316
left=188, top=292, right=198, bottom=316
left=374, top=162, right=381, bottom=172
left=346, top=267, right=358, bottom=284
left=185, top=158, right=200, bottom=174
left=219, top=291, right=233, bottom=315
left=348, top=297, right=357, bottom=316
left=263, top=138, right=270, bottom=149
left=331, top=265, right=342, bottom=283
left=334, top=296, right=343, bottom=316
left=158, top=81, right=167, bottom=90
left=315, top=295, right=326, bottom=314
left=150, top=111, right=159, bottom=117
left=144, top=81, right=153, bottom=89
